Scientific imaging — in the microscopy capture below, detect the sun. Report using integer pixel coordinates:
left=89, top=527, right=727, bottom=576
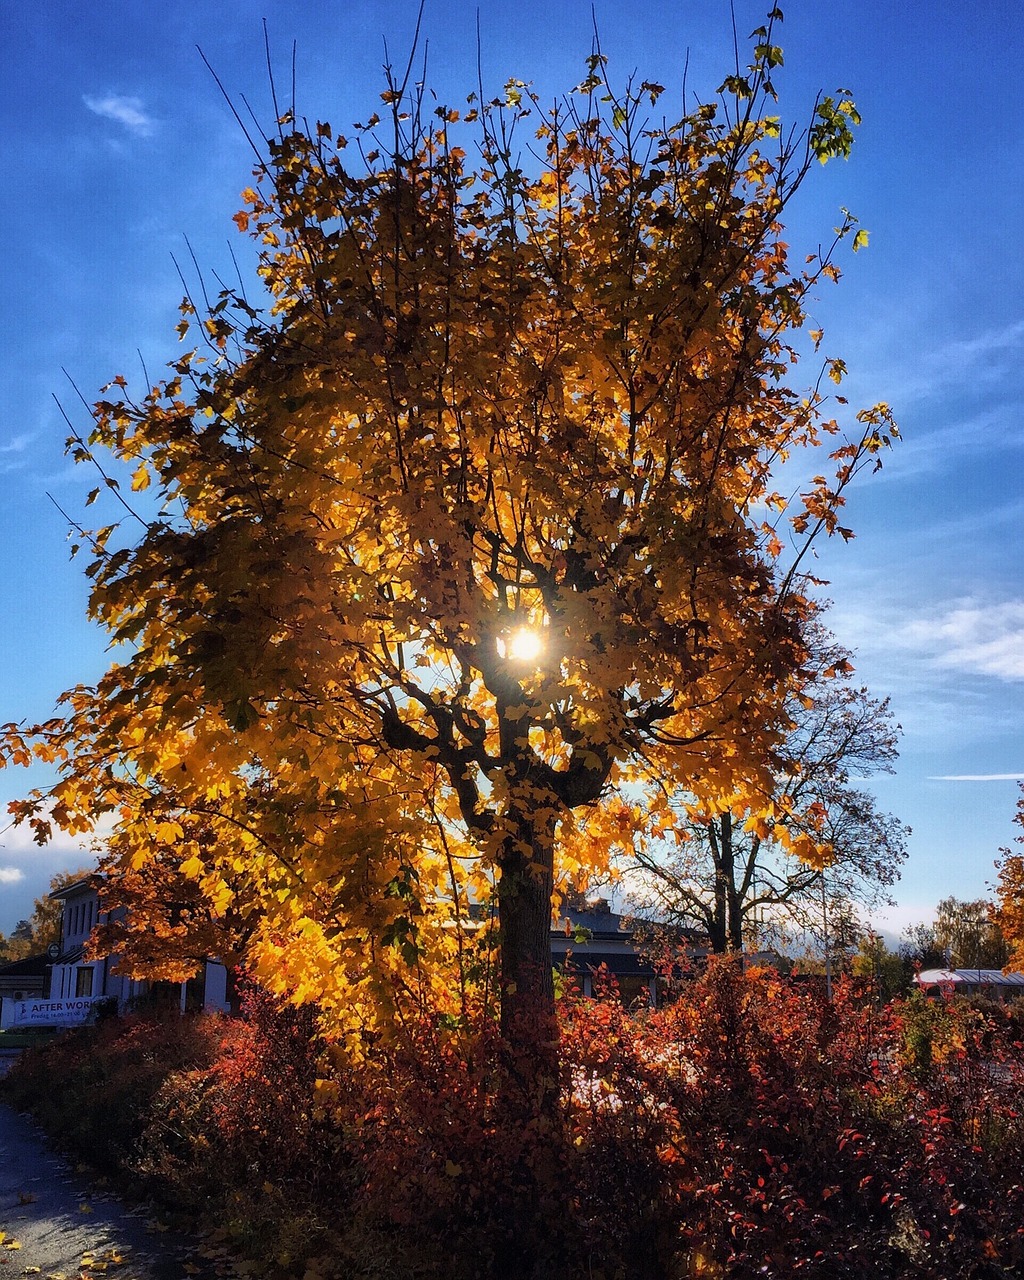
left=500, top=627, right=543, bottom=663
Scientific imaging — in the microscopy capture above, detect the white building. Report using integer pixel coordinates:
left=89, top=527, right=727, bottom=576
left=46, top=875, right=230, bottom=1016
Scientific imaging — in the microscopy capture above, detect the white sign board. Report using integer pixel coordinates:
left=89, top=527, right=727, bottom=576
left=0, top=997, right=101, bottom=1029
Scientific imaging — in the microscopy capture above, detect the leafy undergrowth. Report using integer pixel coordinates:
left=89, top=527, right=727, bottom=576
left=4, top=967, right=1024, bottom=1279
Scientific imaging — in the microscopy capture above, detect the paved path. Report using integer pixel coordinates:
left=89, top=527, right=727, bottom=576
left=0, top=1091, right=218, bottom=1279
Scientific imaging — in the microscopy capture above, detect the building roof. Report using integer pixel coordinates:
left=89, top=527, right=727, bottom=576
left=49, top=875, right=102, bottom=901
left=0, top=953, right=49, bottom=978
left=557, top=903, right=636, bottom=942
left=917, top=968, right=1024, bottom=988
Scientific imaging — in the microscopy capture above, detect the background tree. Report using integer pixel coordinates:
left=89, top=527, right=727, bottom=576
left=0, top=919, right=36, bottom=962
left=931, top=895, right=1009, bottom=970
left=851, top=931, right=906, bottom=1001
left=899, top=919, right=947, bottom=974
left=0, top=868, right=95, bottom=960
left=623, top=632, right=909, bottom=952
left=90, top=828, right=256, bottom=981
left=28, top=866, right=95, bottom=950
left=1, top=19, right=894, bottom=1064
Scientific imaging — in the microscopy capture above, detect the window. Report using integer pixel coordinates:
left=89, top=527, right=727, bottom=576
left=75, top=966, right=94, bottom=998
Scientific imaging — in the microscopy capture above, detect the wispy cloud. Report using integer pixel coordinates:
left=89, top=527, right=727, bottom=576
left=930, top=774, right=1024, bottom=781
left=849, top=316, right=1024, bottom=412
left=0, top=867, right=25, bottom=885
left=0, top=432, right=35, bottom=473
left=824, top=595, right=1024, bottom=748
left=949, top=319, right=1024, bottom=365
left=83, top=93, right=155, bottom=137
left=899, top=600, right=1024, bottom=680
left=0, top=433, right=33, bottom=455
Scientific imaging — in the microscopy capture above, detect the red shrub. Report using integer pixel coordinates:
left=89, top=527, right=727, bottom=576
left=6, top=964, right=1024, bottom=1279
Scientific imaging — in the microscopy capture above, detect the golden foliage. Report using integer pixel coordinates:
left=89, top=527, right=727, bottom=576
left=1, top=29, right=895, bottom=1048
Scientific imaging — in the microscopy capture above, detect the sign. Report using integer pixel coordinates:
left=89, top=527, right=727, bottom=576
left=46, top=942, right=60, bottom=961
left=0, top=997, right=102, bottom=1030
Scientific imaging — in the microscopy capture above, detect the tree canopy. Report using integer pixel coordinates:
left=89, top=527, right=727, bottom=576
left=0, top=18, right=895, bottom=1056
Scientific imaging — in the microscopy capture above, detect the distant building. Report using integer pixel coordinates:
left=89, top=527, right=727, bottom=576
left=916, top=968, right=1024, bottom=1002
left=1, top=875, right=230, bottom=1029
left=553, top=895, right=710, bottom=1006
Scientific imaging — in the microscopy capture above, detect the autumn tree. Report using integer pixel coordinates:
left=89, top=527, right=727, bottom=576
left=1, top=17, right=894, bottom=1065
left=623, top=631, right=908, bottom=952
left=0, top=869, right=95, bottom=961
left=0, top=919, right=36, bottom=963
left=995, top=786, right=1024, bottom=970
left=89, top=824, right=257, bottom=981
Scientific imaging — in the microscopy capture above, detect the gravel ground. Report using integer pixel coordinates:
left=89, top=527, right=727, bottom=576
left=0, top=1080, right=220, bottom=1280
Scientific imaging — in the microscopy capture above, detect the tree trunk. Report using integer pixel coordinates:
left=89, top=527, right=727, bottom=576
left=722, top=813, right=745, bottom=952
left=710, top=814, right=744, bottom=953
left=709, top=819, right=728, bottom=953
left=497, top=808, right=557, bottom=1053
left=492, top=808, right=568, bottom=1279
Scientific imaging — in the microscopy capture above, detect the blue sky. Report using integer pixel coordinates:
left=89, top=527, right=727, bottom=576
left=1, top=0, right=1023, bottom=941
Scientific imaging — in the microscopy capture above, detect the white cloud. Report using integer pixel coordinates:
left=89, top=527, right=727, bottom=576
left=83, top=94, right=155, bottom=137
left=0, top=867, right=25, bottom=885
left=823, top=595, right=1024, bottom=749
left=839, top=597, right=1024, bottom=685
left=930, top=774, right=1024, bottom=781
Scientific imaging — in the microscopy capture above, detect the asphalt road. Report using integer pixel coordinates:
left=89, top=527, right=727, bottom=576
left=0, top=1067, right=217, bottom=1280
